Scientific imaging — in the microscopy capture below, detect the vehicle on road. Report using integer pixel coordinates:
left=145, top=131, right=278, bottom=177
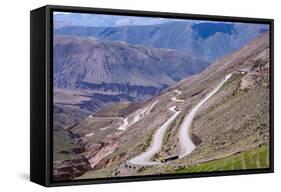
left=160, top=155, right=179, bottom=163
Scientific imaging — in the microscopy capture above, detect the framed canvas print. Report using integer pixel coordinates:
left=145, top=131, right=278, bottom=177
left=30, top=5, right=274, bottom=187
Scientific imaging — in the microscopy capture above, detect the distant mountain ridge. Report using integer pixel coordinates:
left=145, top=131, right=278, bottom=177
left=54, top=35, right=209, bottom=94
left=54, top=12, right=181, bottom=28
left=55, top=22, right=268, bottom=62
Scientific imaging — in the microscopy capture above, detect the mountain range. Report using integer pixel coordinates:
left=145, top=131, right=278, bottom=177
left=55, top=22, right=268, bottom=62
left=53, top=35, right=208, bottom=130
left=54, top=35, right=208, bottom=96
left=54, top=12, right=184, bottom=28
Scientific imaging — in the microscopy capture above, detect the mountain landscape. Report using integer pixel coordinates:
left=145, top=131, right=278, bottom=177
left=53, top=35, right=208, bottom=130
left=55, top=21, right=268, bottom=62
left=52, top=13, right=270, bottom=181
left=54, top=12, right=179, bottom=28
left=54, top=35, right=208, bottom=89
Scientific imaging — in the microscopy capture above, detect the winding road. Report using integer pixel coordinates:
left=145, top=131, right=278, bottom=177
left=117, top=100, right=159, bottom=131
left=178, top=74, right=232, bottom=157
left=128, top=74, right=233, bottom=166
left=128, top=90, right=183, bottom=165
left=128, top=106, right=181, bottom=165
left=171, top=90, right=185, bottom=102
left=117, top=117, right=129, bottom=131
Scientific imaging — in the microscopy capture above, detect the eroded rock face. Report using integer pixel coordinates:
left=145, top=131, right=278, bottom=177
left=54, top=36, right=208, bottom=90
left=53, top=158, right=91, bottom=181
left=84, top=141, right=119, bottom=168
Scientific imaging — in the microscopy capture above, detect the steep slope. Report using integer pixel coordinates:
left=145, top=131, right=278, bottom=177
left=53, top=89, right=136, bottom=130
left=68, top=32, right=270, bottom=179
left=54, top=35, right=208, bottom=90
left=53, top=35, right=208, bottom=131
left=55, top=22, right=268, bottom=62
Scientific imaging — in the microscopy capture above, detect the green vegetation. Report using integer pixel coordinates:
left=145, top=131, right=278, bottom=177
left=169, top=145, right=269, bottom=174
left=77, top=166, right=113, bottom=179
left=53, top=130, right=83, bottom=161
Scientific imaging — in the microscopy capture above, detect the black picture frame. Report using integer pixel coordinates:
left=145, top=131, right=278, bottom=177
left=30, top=4, right=274, bottom=187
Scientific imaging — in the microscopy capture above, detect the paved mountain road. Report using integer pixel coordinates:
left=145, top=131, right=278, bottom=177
left=128, top=74, right=233, bottom=166
left=178, top=74, right=232, bottom=157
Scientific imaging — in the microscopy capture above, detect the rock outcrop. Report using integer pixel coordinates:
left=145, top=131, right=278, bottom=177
left=53, top=158, right=91, bottom=181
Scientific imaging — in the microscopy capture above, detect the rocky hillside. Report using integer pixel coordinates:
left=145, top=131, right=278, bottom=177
left=53, top=35, right=208, bottom=131
left=54, top=35, right=208, bottom=89
left=53, top=32, right=270, bottom=180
